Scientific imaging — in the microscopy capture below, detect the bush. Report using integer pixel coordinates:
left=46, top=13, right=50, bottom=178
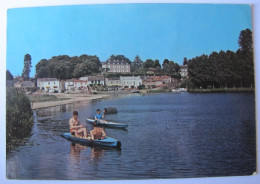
left=6, top=88, right=34, bottom=152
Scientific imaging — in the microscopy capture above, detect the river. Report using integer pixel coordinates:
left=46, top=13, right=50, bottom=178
left=6, top=93, right=256, bottom=179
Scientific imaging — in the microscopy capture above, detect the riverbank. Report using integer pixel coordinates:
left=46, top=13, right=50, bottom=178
left=29, top=93, right=111, bottom=109
left=188, top=88, right=255, bottom=93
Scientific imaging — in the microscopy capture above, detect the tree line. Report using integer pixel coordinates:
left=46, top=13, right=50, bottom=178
left=35, top=54, right=181, bottom=79
left=36, top=54, right=101, bottom=79
left=187, top=29, right=254, bottom=89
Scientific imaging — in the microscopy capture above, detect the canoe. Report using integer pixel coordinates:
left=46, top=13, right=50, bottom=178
left=61, top=132, right=121, bottom=148
left=86, top=118, right=128, bottom=128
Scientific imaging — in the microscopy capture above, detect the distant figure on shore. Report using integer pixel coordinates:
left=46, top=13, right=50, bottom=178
left=95, top=109, right=105, bottom=120
left=69, top=111, right=88, bottom=139
left=90, top=120, right=107, bottom=140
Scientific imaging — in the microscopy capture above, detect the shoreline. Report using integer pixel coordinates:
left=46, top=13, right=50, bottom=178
left=30, top=90, right=137, bottom=110
left=30, top=93, right=111, bottom=110
left=187, top=88, right=255, bottom=93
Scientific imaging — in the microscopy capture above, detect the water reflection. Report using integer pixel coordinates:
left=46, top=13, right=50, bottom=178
left=70, top=143, right=87, bottom=162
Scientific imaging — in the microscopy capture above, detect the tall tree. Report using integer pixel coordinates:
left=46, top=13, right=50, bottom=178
left=238, top=28, right=253, bottom=52
left=183, top=57, right=188, bottom=65
left=131, top=55, right=143, bottom=72
left=22, top=54, right=32, bottom=80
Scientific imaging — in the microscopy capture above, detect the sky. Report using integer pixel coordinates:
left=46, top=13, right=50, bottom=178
left=6, top=3, right=252, bottom=77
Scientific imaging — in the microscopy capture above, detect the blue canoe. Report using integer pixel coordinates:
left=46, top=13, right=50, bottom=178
left=61, top=133, right=121, bottom=148
left=86, top=118, right=128, bottom=128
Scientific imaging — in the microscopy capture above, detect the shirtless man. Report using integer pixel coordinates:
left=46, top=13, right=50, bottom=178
left=69, top=111, right=88, bottom=139
left=90, top=120, right=107, bottom=140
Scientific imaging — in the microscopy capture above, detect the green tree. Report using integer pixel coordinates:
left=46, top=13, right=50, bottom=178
left=183, top=57, right=188, bottom=65
left=153, top=59, right=161, bottom=68
left=6, top=88, right=33, bottom=152
left=162, top=59, right=169, bottom=68
left=238, top=28, right=253, bottom=52
left=131, top=55, right=143, bottom=72
left=107, top=55, right=131, bottom=64
left=36, top=59, right=50, bottom=78
left=143, top=59, right=154, bottom=69
left=22, top=54, right=32, bottom=80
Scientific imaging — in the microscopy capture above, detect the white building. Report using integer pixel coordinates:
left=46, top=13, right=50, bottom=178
left=105, top=77, right=122, bottom=88
left=80, top=75, right=105, bottom=86
left=74, top=80, right=88, bottom=89
left=64, top=80, right=75, bottom=91
left=102, top=60, right=131, bottom=73
left=179, top=65, right=188, bottom=78
left=64, top=79, right=88, bottom=92
left=120, top=76, right=142, bottom=89
left=37, top=78, right=60, bottom=92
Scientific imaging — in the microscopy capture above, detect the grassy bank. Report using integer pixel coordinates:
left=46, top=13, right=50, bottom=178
left=187, top=88, right=255, bottom=93
left=28, top=94, right=69, bottom=102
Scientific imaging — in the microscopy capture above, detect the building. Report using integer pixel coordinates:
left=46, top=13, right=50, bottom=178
left=74, top=80, right=88, bottom=90
left=14, top=80, right=35, bottom=89
left=143, top=75, right=172, bottom=89
left=37, top=78, right=60, bottom=92
left=105, top=77, right=122, bottom=88
left=87, top=75, right=105, bottom=86
left=146, top=68, right=156, bottom=75
left=64, top=79, right=75, bottom=91
left=102, top=60, right=131, bottom=73
left=120, top=76, right=142, bottom=89
left=22, top=81, right=35, bottom=88
left=179, top=65, right=188, bottom=78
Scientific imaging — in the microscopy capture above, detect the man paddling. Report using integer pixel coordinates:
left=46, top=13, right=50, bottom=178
left=95, top=109, right=105, bottom=120
left=90, top=120, right=107, bottom=140
left=69, top=111, right=88, bottom=139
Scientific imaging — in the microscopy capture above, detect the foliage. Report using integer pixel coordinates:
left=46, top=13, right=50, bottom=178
left=131, top=55, right=143, bottom=72
left=6, top=88, right=33, bottom=152
left=107, top=54, right=131, bottom=64
left=239, top=28, right=253, bottom=52
left=183, top=57, right=188, bottom=65
left=6, top=70, right=13, bottom=80
left=22, top=54, right=32, bottom=80
left=36, top=55, right=101, bottom=79
left=187, top=29, right=254, bottom=89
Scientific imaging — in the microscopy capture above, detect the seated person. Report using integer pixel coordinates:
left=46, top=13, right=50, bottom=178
left=69, top=111, right=88, bottom=139
left=90, top=120, right=107, bottom=140
left=95, top=109, right=105, bottom=120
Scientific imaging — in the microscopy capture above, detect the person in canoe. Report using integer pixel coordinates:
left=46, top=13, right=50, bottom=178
left=95, top=109, right=105, bottom=120
left=90, top=120, right=107, bottom=140
left=69, top=111, right=88, bottom=139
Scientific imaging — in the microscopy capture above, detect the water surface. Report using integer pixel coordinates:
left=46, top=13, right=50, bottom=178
left=6, top=93, right=256, bottom=179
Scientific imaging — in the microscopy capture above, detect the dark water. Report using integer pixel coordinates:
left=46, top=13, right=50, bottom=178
left=6, top=93, right=256, bottom=179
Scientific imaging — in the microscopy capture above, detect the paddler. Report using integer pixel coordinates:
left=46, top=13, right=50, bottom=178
left=95, top=109, right=105, bottom=120
left=69, top=111, right=88, bottom=139
left=90, top=120, right=107, bottom=140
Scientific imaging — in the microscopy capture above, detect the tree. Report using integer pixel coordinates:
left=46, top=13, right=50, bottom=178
left=153, top=60, right=161, bottom=68
left=162, top=59, right=169, bottom=68
left=143, top=59, right=154, bottom=69
left=238, top=29, right=253, bottom=52
left=131, top=55, right=143, bottom=73
left=107, top=55, right=131, bottom=64
left=6, top=70, right=13, bottom=80
left=183, top=57, right=188, bottom=65
left=22, top=54, right=32, bottom=80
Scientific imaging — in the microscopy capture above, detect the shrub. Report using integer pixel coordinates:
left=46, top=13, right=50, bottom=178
left=6, top=88, right=33, bottom=152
